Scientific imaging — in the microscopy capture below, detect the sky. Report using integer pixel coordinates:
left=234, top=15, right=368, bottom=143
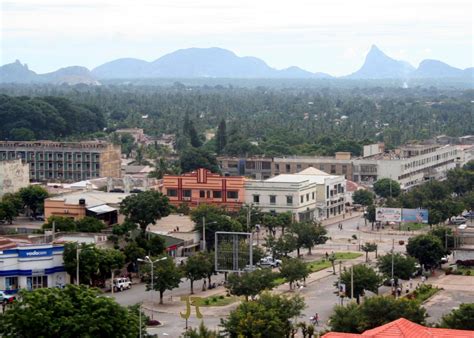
left=1, top=0, right=473, bottom=76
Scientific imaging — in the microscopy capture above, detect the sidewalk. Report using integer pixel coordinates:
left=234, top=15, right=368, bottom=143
left=321, top=212, right=362, bottom=227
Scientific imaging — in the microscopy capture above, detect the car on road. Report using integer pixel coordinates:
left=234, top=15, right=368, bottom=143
left=451, top=216, right=467, bottom=225
left=0, top=291, right=16, bottom=304
left=462, top=211, right=474, bottom=219
left=258, top=256, right=282, bottom=268
left=113, top=277, right=132, bottom=292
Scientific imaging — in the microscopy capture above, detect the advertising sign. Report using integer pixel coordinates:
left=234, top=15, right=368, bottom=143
left=376, top=208, right=402, bottom=222
left=402, top=209, right=429, bottom=224
left=18, top=248, right=53, bottom=258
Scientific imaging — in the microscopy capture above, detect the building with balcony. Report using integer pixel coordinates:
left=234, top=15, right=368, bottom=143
left=0, top=141, right=121, bottom=182
left=160, top=168, right=246, bottom=211
left=245, top=167, right=346, bottom=222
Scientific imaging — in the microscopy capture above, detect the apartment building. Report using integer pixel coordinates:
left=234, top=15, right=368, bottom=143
left=218, top=156, right=273, bottom=180
left=160, top=168, right=246, bottom=210
left=0, top=141, right=121, bottom=182
left=353, top=144, right=458, bottom=189
left=0, top=159, right=29, bottom=197
left=245, top=167, right=346, bottom=221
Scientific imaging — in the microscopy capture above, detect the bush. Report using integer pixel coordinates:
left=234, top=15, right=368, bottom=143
left=352, top=234, right=357, bottom=240
left=456, top=259, right=474, bottom=267
left=465, top=270, right=471, bottom=276
left=219, top=295, right=224, bottom=299
left=452, top=270, right=463, bottom=275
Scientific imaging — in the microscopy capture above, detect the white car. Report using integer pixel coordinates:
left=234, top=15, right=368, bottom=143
left=0, top=291, right=15, bottom=304
left=113, top=277, right=132, bottom=292
left=258, top=256, right=282, bottom=268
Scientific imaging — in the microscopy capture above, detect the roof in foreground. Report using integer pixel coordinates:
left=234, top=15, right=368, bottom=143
left=48, top=191, right=131, bottom=207
left=322, top=318, right=474, bottom=338
left=266, top=167, right=340, bottom=184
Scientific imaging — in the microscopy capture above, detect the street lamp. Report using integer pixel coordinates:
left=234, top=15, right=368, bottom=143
left=137, top=256, right=168, bottom=318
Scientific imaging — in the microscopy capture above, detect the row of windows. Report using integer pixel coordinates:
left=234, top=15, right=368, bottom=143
left=166, top=189, right=239, bottom=199
left=404, top=151, right=457, bottom=170
left=30, top=163, right=100, bottom=170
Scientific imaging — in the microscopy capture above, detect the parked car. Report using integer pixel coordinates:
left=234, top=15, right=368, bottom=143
left=462, top=211, right=474, bottom=219
left=0, top=291, right=15, bottom=304
left=258, top=256, right=282, bottom=268
left=113, top=277, right=132, bottom=292
left=242, top=264, right=258, bottom=272
left=451, top=216, right=467, bottom=225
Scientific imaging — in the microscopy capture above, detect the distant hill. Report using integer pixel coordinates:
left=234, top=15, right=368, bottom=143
left=0, top=61, right=99, bottom=85
left=1, top=46, right=472, bottom=83
left=411, top=59, right=464, bottom=78
left=92, top=47, right=329, bottom=79
left=346, top=45, right=415, bottom=79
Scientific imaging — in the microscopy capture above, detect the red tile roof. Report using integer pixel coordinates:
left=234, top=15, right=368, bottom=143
left=322, top=318, right=474, bottom=338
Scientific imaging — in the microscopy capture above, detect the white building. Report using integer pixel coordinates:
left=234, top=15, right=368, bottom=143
left=354, top=144, right=459, bottom=189
left=0, top=159, right=29, bottom=197
left=0, top=244, right=68, bottom=293
left=245, top=167, right=346, bottom=222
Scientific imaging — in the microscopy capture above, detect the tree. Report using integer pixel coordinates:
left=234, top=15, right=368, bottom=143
left=75, top=216, right=105, bottom=233
left=221, top=292, right=305, bottom=338
left=179, top=147, right=219, bottom=173
left=183, top=253, right=209, bottom=294
left=361, top=242, right=378, bottom=262
left=374, top=178, right=401, bottom=198
left=291, top=221, right=328, bottom=256
left=42, top=216, right=76, bottom=232
left=439, top=303, right=474, bottom=330
left=140, top=255, right=182, bottom=304
left=329, top=296, right=426, bottom=333
left=338, top=265, right=381, bottom=304
left=366, top=204, right=376, bottom=229
left=279, top=257, right=309, bottom=290
left=265, top=233, right=297, bottom=258
left=0, top=200, right=19, bottom=224
left=182, top=321, right=218, bottom=338
left=0, top=285, right=141, bottom=338
left=352, top=190, right=374, bottom=206
left=226, top=269, right=277, bottom=301
left=19, top=185, right=49, bottom=216
left=429, top=226, right=455, bottom=254
left=120, top=190, right=171, bottom=233
left=123, top=241, right=146, bottom=263
left=406, top=234, right=444, bottom=268
left=276, top=212, right=293, bottom=236
left=215, top=119, right=227, bottom=154
left=376, top=253, right=417, bottom=280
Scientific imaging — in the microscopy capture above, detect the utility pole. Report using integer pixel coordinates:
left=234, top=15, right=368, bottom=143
left=338, top=261, right=343, bottom=305
left=76, top=244, right=80, bottom=286
left=445, top=228, right=448, bottom=252
left=391, top=238, right=395, bottom=290
left=202, top=216, right=206, bottom=252
left=52, top=221, right=56, bottom=241
left=350, top=266, right=354, bottom=301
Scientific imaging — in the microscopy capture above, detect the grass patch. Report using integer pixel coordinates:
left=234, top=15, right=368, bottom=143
left=458, top=267, right=474, bottom=276
left=398, top=223, right=427, bottom=231
left=191, top=295, right=239, bottom=307
left=306, top=260, right=332, bottom=273
left=272, top=277, right=287, bottom=287
left=409, top=284, right=440, bottom=303
left=333, top=252, right=362, bottom=260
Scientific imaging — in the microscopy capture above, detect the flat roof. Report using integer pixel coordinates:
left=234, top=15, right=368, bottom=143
left=48, top=191, right=131, bottom=208
left=266, top=167, right=340, bottom=184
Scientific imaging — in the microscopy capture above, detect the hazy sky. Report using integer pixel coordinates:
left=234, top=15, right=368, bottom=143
left=1, top=0, right=472, bottom=76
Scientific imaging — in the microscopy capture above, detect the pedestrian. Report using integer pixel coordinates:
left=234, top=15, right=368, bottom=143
left=202, top=279, right=207, bottom=291
left=421, top=275, right=426, bottom=284
left=325, top=252, right=329, bottom=260
left=397, top=287, right=402, bottom=297
left=409, top=278, right=413, bottom=289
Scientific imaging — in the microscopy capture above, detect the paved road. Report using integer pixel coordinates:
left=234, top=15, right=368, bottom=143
left=424, top=289, right=474, bottom=324
left=112, top=214, right=413, bottom=336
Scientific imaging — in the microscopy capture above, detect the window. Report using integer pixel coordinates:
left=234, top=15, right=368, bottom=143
left=306, top=193, right=309, bottom=201
left=253, top=195, right=260, bottom=203
left=296, top=164, right=302, bottom=170
left=183, top=189, right=192, bottom=198
left=286, top=164, right=291, bottom=173
left=5, top=276, right=18, bottom=290
left=286, top=196, right=293, bottom=205
left=245, top=161, right=256, bottom=169
left=213, top=191, right=222, bottom=198
left=27, top=276, right=48, bottom=290
left=200, top=190, right=205, bottom=198
left=342, top=165, right=347, bottom=174
left=275, top=164, right=280, bottom=171
left=262, top=162, right=271, bottom=170
left=269, top=195, right=276, bottom=204
left=326, top=186, right=329, bottom=198
left=227, top=191, right=239, bottom=199
left=166, top=189, right=177, bottom=197
left=312, top=192, right=315, bottom=200
left=300, top=195, right=304, bottom=203
left=331, top=165, right=336, bottom=174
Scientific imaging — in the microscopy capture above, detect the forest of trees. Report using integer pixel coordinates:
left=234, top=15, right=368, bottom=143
left=0, top=84, right=472, bottom=158
left=0, top=94, right=106, bottom=141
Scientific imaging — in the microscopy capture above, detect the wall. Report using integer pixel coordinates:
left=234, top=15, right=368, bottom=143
left=99, top=144, right=122, bottom=178
left=44, top=199, right=86, bottom=220
left=0, top=160, right=29, bottom=197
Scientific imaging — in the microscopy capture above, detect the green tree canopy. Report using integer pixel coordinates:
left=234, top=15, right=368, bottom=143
left=120, top=190, right=171, bottom=233
left=439, top=303, right=474, bottom=330
left=0, top=285, right=140, bottom=338
left=140, top=255, right=182, bottom=304
left=338, top=264, right=381, bottom=304
left=75, top=216, right=105, bottom=233
left=361, top=242, right=378, bottom=262
left=279, top=257, right=309, bottom=290
left=182, top=253, right=210, bottom=294
left=221, top=293, right=305, bottom=338
left=429, top=226, right=455, bottom=255
left=179, top=147, right=219, bottom=173
left=352, top=190, right=374, bottom=206
left=291, top=221, right=328, bottom=256
left=43, top=216, right=76, bottom=232
left=376, top=253, right=417, bottom=280
left=373, top=178, right=401, bottom=198
left=226, top=268, right=277, bottom=300
left=406, top=234, right=444, bottom=268
left=19, top=185, right=49, bottom=216
left=329, top=296, right=427, bottom=333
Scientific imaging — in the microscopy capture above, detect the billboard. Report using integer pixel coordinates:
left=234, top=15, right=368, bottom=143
left=376, top=208, right=402, bottom=222
left=402, top=209, right=429, bottom=224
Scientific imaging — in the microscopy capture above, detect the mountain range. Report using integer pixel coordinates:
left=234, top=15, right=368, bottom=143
left=1, top=45, right=472, bottom=84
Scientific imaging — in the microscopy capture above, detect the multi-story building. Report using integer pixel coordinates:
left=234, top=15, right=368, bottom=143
left=245, top=167, right=346, bottom=221
left=160, top=168, right=246, bottom=211
left=0, top=141, right=121, bottom=182
left=353, top=144, right=459, bottom=189
left=218, top=156, right=273, bottom=180
left=0, top=159, right=29, bottom=197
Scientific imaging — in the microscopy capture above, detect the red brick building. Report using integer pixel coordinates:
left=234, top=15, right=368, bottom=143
left=160, top=168, right=246, bottom=211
